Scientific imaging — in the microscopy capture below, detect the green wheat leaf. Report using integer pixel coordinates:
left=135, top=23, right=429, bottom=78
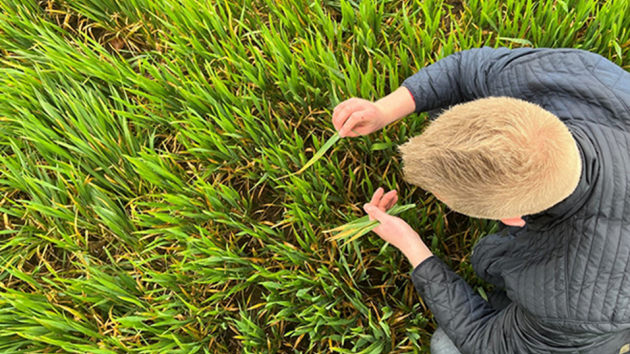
left=276, top=129, right=358, bottom=180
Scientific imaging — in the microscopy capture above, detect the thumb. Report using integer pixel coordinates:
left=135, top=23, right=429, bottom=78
left=339, top=125, right=351, bottom=137
left=363, top=204, right=387, bottom=221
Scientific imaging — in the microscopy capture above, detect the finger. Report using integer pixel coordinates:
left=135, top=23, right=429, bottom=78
left=363, top=203, right=389, bottom=222
left=369, top=187, right=384, bottom=205
left=340, top=111, right=366, bottom=137
left=377, top=190, right=395, bottom=209
left=333, top=105, right=356, bottom=132
left=332, top=98, right=357, bottom=114
left=378, top=190, right=397, bottom=210
left=386, top=194, right=398, bottom=210
left=333, top=101, right=364, bottom=131
left=332, top=101, right=350, bottom=130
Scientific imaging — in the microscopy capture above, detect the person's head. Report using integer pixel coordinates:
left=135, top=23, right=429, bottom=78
left=398, top=96, right=582, bottom=225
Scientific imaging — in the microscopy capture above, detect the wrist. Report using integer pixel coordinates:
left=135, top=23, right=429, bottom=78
left=374, top=100, right=394, bottom=128
left=375, top=87, right=416, bottom=126
left=402, top=236, right=433, bottom=268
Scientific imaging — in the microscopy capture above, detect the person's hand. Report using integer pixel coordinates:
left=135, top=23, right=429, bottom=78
left=362, top=187, right=414, bottom=249
left=332, top=98, right=389, bottom=138
left=363, top=187, right=433, bottom=267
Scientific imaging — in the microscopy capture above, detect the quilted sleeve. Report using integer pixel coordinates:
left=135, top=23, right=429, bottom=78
left=400, top=46, right=536, bottom=115
left=412, top=256, right=561, bottom=353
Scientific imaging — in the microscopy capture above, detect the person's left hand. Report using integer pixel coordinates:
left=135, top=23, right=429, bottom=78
left=363, top=187, right=433, bottom=267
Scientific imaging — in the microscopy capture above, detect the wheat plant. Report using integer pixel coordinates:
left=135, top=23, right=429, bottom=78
left=0, top=0, right=628, bottom=353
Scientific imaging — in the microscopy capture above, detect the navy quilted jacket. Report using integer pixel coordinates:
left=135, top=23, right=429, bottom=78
left=401, top=47, right=630, bottom=353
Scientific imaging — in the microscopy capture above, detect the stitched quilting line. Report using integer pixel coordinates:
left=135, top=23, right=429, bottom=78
left=600, top=130, right=628, bottom=319
left=565, top=123, right=588, bottom=319
left=573, top=125, right=606, bottom=319
left=585, top=126, right=617, bottom=321
left=610, top=130, right=630, bottom=320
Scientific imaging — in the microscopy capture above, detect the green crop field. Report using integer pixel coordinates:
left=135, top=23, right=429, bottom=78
left=0, top=0, right=628, bottom=353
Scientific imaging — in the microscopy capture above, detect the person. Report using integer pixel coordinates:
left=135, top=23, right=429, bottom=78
left=331, top=47, right=630, bottom=353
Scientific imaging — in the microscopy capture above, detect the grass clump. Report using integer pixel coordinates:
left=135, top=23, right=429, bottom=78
left=0, top=0, right=628, bottom=353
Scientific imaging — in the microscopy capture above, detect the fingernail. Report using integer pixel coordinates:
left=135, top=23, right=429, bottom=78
left=364, top=204, right=371, bottom=210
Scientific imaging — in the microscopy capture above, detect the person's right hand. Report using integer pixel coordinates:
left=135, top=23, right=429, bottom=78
left=332, top=98, right=388, bottom=138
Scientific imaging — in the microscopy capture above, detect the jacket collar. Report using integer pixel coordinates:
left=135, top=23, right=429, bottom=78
left=522, top=125, right=599, bottom=231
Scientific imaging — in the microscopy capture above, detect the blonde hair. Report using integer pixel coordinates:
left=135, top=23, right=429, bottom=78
left=398, top=96, right=582, bottom=220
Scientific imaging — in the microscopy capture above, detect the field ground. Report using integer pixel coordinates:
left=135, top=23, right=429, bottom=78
left=0, top=0, right=629, bottom=353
